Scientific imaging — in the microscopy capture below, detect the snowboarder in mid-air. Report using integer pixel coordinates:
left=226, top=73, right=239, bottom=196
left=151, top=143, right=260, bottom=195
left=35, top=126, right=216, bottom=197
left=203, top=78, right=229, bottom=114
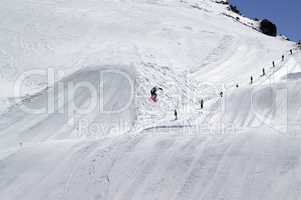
left=150, top=86, right=163, bottom=102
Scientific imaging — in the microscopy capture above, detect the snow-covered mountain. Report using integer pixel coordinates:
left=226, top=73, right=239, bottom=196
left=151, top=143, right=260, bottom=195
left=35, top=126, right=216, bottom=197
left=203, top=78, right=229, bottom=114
left=1, top=0, right=301, bottom=199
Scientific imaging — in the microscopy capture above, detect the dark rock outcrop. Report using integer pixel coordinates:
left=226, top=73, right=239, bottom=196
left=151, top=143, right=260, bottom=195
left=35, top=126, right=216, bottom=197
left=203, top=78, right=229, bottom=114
left=260, top=19, right=277, bottom=37
left=228, top=4, right=240, bottom=15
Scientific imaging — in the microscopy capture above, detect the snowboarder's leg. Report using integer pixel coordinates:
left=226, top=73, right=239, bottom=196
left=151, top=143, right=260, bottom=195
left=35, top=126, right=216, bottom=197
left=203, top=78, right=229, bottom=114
left=150, top=95, right=157, bottom=102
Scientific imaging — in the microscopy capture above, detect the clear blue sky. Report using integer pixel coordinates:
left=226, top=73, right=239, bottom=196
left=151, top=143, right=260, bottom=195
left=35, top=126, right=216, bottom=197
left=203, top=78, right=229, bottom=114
left=230, top=0, right=300, bottom=42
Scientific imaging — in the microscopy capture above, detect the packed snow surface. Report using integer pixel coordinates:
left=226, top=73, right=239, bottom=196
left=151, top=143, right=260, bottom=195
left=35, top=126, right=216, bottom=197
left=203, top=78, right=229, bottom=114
left=0, top=0, right=301, bottom=200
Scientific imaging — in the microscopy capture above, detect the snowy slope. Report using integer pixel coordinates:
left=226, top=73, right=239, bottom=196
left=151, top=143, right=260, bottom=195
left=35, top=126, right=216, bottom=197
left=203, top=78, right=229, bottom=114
left=1, top=0, right=301, bottom=200
left=0, top=65, right=136, bottom=149
left=2, top=131, right=301, bottom=200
